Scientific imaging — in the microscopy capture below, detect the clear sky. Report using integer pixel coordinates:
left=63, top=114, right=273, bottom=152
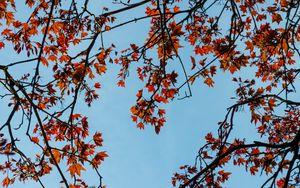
left=0, top=1, right=271, bottom=188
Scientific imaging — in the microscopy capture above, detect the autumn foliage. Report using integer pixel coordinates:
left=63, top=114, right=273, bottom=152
left=0, top=0, right=300, bottom=187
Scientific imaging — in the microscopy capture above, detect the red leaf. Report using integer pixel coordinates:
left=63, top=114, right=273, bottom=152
left=93, top=132, right=103, bottom=146
left=31, top=137, right=39, bottom=144
left=137, top=122, right=144, bottom=129
left=94, top=82, right=101, bottom=89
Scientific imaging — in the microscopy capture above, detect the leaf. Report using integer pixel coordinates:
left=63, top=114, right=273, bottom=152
left=137, top=122, right=144, bottom=129
left=276, top=179, right=285, bottom=188
left=282, top=39, right=289, bottom=54
left=280, top=0, right=289, bottom=7
left=48, top=55, right=57, bottom=62
left=94, top=63, right=107, bottom=75
left=131, top=115, right=137, bottom=122
left=229, top=65, right=237, bottom=74
left=38, top=102, right=46, bottom=109
left=52, top=149, right=61, bottom=163
left=2, top=177, right=10, bottom=187
left=94, top=151, right=108, bottom=161
left=147, top=84, right=155, bottom=92
left=250, top=166, right=258, bottom=175
left=97, top=49, right=105, bottom=62
left=272, top=13, right=282, bottom=24
left=68, top=163, right=86, bottom=177
left=40, top=56, right=49, bottom=66
left=31, top=137, right=39, bottom=144
left=117, top=80, right=125, bottom=87
left=92, top=151, right=109, bottom=167
left=5, top=12, right=14, bottom=26
left=94, top=82, right=101, bottom=89
left=251, top=148, right=260, bottom=155
left=25, top=0, right=35, bottom=8
left=204, top=77, right=214, bottom=87
left=93, top=132, right=103, bottom=146
left=0, top=42, right=5, bottom=49
left=190, top=56, right=196, bottom=70
left=245, top=41, right=253, bottom=51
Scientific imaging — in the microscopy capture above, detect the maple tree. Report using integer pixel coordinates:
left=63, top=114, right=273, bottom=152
left=0, top=0, right=299, bottom=187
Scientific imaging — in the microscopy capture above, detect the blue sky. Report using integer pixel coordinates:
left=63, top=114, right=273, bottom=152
left=0, top=1, right=274, bottom=187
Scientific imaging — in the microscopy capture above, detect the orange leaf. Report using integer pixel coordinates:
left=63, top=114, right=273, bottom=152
left=94, top=63, right=107, bottom=75
left=40, top=56, right=49, bottom=66
left=97, top=50, right=105, bottom=62
left=48, top=55, right=57, bottom=62
left=190, top=56, right=196, bottom=70
left=229, top=65, right=237, bottom=74
left=251, top=148, right=260, bottom=155
left=52, top=149, right=61, bottom=163
left=31, top=137, right=39, bottom=144
left=137, top=122, right=144, bottom=129
left=117, top=80, right=125, bottom=87
left=94, top=151, right=108, bottom=161
left=204, top=77, right=214, bottom=87
left=92, top=151, right=109, bottom=167
left=5, top=12, right=14, bottom=26
left=68, top=163, right=86, bottom=177
left=93, top=132, right=103, bottom=146
left=2, top=177, right=10, bottom=187
left=282, top=39, right=289, bottom=54
left=38, top=102, right=46, bottom=109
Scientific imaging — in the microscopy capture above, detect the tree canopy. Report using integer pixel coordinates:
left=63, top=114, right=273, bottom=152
left=0, top=0, right=300, bottom=187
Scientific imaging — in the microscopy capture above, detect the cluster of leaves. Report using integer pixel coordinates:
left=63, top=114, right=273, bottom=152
left=0, top=0, right=113, bottom=187
left=0, top=0, right=300, bottom=187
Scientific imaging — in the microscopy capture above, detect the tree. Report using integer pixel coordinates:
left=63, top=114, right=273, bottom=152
left=0, top=0, right=299, bottom=187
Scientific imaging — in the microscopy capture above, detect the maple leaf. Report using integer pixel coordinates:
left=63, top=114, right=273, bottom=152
left=272, top=13, right=282, bottom=24
left=92, top=151, right=109, bottom=167
left=25, top=0, right=35, bottom=8
left=0, top=42, right=4, bottom=49
left=52, top=149, right=61, bottom=163
left=204, top=77, right=214, bottom=87
left=276, top=179, right=285, bottom=188
left=59, top=55, right=70, bottom=63
left=117, top=80, right=125, bottom=87
left=147, top=84, right=155, bottom=92
left=280, top=0, right=289, bottom=7
left=131, top=115, right=137, bottom=122
left=31, top=137, right=39, bottom=144
left=2, top=177, right=10, bottom=187
left=229, top=65, right=237, bottom=74
left=38, top=102, right=46, bottom=109
left=5, top=12, right=14, bottom=26
left=94, top=151, right=108, bottom=161
left=190, top=56, right=196, bottom=70
left=40, top=56, right=49, bottom=67
left=245, top=41, right=254, bottom=51
left=97, top=49, right=105, bottom=63
left=94, top=63, right=107, bottom=75
left=93, top=132, right=103, bottom=146
left=137, top=122, right=144, bottom=129
left=94, top=82, right=101, bottom=89
left=48, top=55, right=57, bottom=62
left=281, top=39, right=289, bottom=54
left=250, top=166, right=258, bottom=175
left=169, top=21, right=184, bottom=36
left=68, top=163, right=86, bottom=177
